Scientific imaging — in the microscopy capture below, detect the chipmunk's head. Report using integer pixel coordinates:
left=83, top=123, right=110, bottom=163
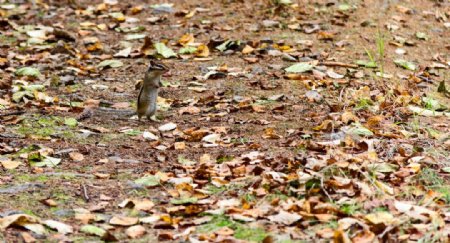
left=147, top=60, right=169, bottom=77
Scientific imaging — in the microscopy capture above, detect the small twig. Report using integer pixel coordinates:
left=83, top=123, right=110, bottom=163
left=321, top=61, right=359, bottom=68
left=320, top=177, right=333, bottom=202
left=0, top=111, right=25, bottom=117
left=379, top=224, right=396, bottom=239
left=81, top=184, right=90, bottom=202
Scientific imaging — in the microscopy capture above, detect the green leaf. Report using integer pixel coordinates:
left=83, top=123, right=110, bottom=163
left=80, top=225, right=106, bottom=237
left=30, top=155, right=61, bottom=168
left=285, top=62, right=314, bottom=73
left=179, top=46, right=197, bottom=54
left=135, top=175, right=160, bottom=186
left=198, top=215, right=234, bottom=233
left=154, top=42, right=177, bottom=58
left=422, top=97, right=442, bottom=110
left=356, top=60, right=377, bottom=68
left=443, top=167, right=450, bottom=173
left=124, top=129, right=141, bottom=136
left=338, top=3, right=351, bottom=11
left=12, top=91, right=29, bottom=102
left=115, top=26, right=145, bottom=33
left=216, top=40, right=233, bottom=52
left=23, top=84, right=45, bottom=92
left=125, top=34, right=146, bottom=40
left=394, top=59, right=416, bottom=71
left=97, top=59, right=123, bottom=69
left=109, top=12, right=124, bottom=19
left=64, top=117, right=78, bottom=127
left=177, top=155, right=196, bottom=166
left=171, top=197, right=198, bottom=205
left=15, top=67, right=40, bottom=77
left=346, top=122, right=374, bottom=136
left=415, top=32, right=428, bottom=40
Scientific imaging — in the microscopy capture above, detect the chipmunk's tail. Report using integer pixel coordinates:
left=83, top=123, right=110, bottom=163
left=77, top=107, right=136, bottom=121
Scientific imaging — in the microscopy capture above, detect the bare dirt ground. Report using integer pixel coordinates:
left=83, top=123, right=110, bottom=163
left=1, top=0, right=449, bottom=242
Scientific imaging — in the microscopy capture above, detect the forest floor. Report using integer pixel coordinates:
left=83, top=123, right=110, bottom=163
left=0, top=0, right=449, bottom=242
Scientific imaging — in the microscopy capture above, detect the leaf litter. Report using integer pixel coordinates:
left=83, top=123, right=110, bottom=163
left=0, top=0, right=449, bottom=242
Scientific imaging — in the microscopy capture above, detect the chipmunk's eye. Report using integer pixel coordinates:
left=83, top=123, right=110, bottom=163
left=147, top=61, right=167, bottom=71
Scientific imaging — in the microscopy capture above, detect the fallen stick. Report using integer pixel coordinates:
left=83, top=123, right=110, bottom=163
left=321, top=61, right=359, bottom=68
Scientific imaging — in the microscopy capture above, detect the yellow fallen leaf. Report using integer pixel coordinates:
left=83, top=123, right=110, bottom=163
left=178, top=33, right=194, bottom=46
left=364, top=211, right=394, bottom=225
left=195, top=44, right=209, bottom=57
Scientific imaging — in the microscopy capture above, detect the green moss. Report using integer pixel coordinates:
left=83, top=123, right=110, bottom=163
left=16, top=174, right=50, bottom=183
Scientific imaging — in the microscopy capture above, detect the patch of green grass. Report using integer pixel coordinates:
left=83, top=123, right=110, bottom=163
left=340, top=203, right=361, bottom=215
left=411, top=168, right=450, bottom=203
left=375, top=30, right=386, bottom=75
left=234, top=227, right=267, bottom=242
left=216, top=155, right=234, bottom=163
left=198, top=215, right=268, bottom=242
left=15, top=115, right=79, bottom=140
left=414, top=168, right=444, bottom=188
left=0, top=35, right=17, bottom=45
left=124, top=129, right=142, bottom=136
left=241, top=193, right=256, bottom=202
left=436, top=187, right=450, bottom=204
left=355, top=98, right=373, bottom=110
left=52, top=190, right=73, bottom=202
left=16, top=174, right=50, bottom=183
left=198, top=215, right=235, bottom=233
left=326, top=220, right=339, bottom=229
left=17, top=125, right=55, bottom=137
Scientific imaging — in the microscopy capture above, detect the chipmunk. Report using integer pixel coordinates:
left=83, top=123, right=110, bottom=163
left=78, top=60, right=169, bottom=121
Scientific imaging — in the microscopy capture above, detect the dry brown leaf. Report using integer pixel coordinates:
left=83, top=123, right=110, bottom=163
left=126, top=225, right=146, bottom=239
left=241, top=45, right=254, bottom=54
left=0, top=159, right=21, bottom=169
left=109, top=216, right=139, bottom=226
left=179, top=106, right=201, bottom=115
left=341, top=111, right=358, bottom=124
left=174, top=142, right=186, bottom=150
left=69, top=152, right=84, bottom=162
left=262, top=127, right=282, bottom=139
left=140, top=36, right=154, bottom=56
left=267, top=210, right=302, bottom=225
